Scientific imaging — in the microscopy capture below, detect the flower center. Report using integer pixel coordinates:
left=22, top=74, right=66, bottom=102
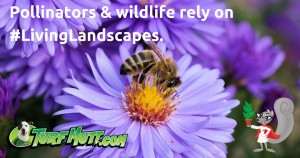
left=122, top=77, right=179, bottom=126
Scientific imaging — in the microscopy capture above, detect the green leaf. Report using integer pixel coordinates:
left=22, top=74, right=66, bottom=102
left=243, top=101, right=254, bottom=118
left=243, top=112, right=248, bottom=118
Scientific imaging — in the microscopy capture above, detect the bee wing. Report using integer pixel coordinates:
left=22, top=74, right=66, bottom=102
left=147, top=41, right=169, bottom=70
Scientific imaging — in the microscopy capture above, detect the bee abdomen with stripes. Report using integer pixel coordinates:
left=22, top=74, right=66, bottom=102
left=120, top=50, right=156, bottom=75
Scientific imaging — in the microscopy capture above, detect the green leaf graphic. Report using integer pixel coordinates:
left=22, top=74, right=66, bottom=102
left=243, top=101, right=255, bottom=119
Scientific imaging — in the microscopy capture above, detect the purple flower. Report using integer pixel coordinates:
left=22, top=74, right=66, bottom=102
left=206, top=21, right=285, bottom=98
left=266, top=0, right=300, bottom=66
left=54, top=46, right=239, bottom=157
left=0, top=0, right=109, bottom=57
left=0, top=73, right=19, bottom=119
left=260, top=82, right=292, bottom=109
left=0, top=41, right=90, bottom=113
left=258, top=82, right=292, bottom=121
left=100, top=0, right=225, bottom=56
left=0, top=147, right=6, bottom=158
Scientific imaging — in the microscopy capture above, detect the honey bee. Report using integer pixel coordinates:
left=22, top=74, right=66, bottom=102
left=120, top=41, right=181, bottom=90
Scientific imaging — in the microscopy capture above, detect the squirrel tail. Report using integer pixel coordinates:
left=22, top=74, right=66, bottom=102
left=269, top=98, right=294, bottom=144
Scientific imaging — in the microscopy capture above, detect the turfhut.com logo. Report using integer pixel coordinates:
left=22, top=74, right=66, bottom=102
left=8, top=122, right=128, bottom=148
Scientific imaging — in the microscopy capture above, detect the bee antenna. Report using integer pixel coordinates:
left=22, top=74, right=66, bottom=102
left=147, top=41, right=169, bottom=70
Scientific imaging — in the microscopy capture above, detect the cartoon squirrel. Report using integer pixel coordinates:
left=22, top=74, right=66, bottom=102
left=247, top=98, right=294, bottom=153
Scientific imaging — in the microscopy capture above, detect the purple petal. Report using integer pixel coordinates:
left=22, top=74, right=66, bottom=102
left=92, top=113, right=130, bottom=128
left=116, top=18, right=135, bottom=30
left=86, top=53, right=121, bottom=97
left=156, top=126, right=187, bottom=153
left=156, top=19, right=171, bottom=44
left=63, top=87, right=121, bottom=109
left=54, top=118, right=92, bottom=131
left=151, top=127, right=173, bottom=158
left=203, top=117, right=237, bottom=129
left=0, top=0, right=11, bottom=6
left=170, top=115, right=210, bottom=133
left=55, top=95, right=92, bottom=107
left=16, top=0, right=31, bottom=31
left=53, top=109, right=78, bottom=116
left=96, top=49, right=126, bottom=91
left=126, top=120, right=140, bottom=142
left=140, top=125, right=155, bottom=158
left=74, top=105, right=126, bottom=121
left=124, top=139, right=140, bottom=157
left=196, top=129, right=234, bottom=143
left=177, top=55, right=192, bottom=76
left=167, top=121, right=214, bottom=147
left=0, top=12, right=11, bottom=28
left=182, top=145, right=213, bottom=158
left=5, top=31, right=16, bottom=50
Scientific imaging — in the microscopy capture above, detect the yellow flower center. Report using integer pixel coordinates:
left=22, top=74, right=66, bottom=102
left=122, top=77, right=179, bottom=126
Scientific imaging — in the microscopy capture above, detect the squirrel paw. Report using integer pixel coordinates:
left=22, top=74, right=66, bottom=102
left=253, top=148, right=263, bottom=152
left=266, top=149, right=276, bottom=153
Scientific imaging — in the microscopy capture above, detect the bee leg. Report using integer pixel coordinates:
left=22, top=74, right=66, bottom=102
left=171, top=91, right=179, bottom=100
left=164, top=91, right=171, bottom=99
left=139, top=74, right=146, bottom=85
left=164, top=90, right=178, bottom=99
left=133, top=75, right=139, bottom=83
left=139, top=62, right=156, bottom=84
left=171, top=94, right=179, bottom=102
left=164, top=89, right=174, bottom=98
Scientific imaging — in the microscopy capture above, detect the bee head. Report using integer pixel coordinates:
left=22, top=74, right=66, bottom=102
left=165, top=58, right=178, bottom=74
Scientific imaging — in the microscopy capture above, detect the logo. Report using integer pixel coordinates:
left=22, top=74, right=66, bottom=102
left=8, top=122, right=128, bottom=148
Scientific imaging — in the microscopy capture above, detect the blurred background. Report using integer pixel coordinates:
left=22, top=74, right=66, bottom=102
left=226, top=0, right=300, bottom=157
left=1, top=0, right=300, bottom=157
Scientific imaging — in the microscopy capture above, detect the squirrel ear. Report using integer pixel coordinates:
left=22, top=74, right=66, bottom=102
left=27, top=121, right=34, bottom=125
left=270, top=111, right=274, bottom=116
left=257, top=113, right=260, bottom=117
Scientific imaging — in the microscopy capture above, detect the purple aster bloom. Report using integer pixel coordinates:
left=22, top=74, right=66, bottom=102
left=0, top=73, right=19, bottom=119
left=266, top=0, right=300, bottom=66
left=0, top=41, right=90, bottom=113
left=206, top=21, right=285, bottom=98
left=0, top=73, right=20, bottom=158
left=0, top=0, right=109, bottom=57
left=259, top=82, right=292, bottom=109
left=54, top=45, right=239, bottom=157
left=98, top=0, right=226, bottom=57
left=259, top=82, right=292, bottom=121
